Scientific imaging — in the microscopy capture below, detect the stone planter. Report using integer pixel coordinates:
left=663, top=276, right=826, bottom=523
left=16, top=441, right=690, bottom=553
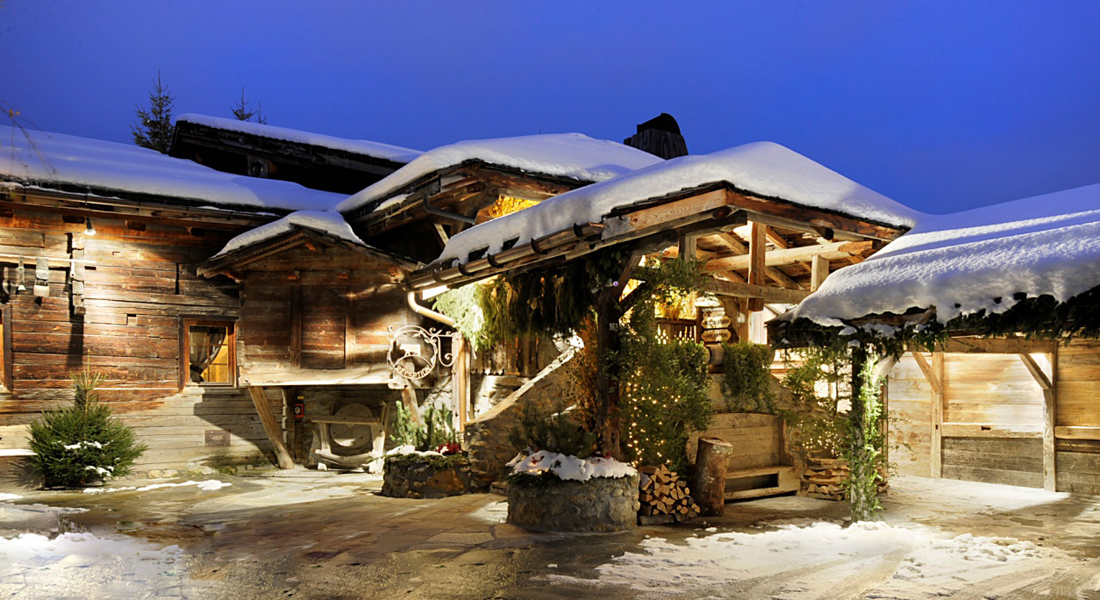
left=381, top=454, right=477, bottom=499
left=507, top=473, right=640, bottom=532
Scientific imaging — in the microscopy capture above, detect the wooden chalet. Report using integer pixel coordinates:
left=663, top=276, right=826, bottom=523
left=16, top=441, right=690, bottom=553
left=0, top=125, right=354, bottom=475
left=780, top=183, right=1100, bottom=494
left=171, top=114, right=421, bottom=194
left=335, top=133, right=663, bottom=264
left=421, top=141, right=918, bottom=498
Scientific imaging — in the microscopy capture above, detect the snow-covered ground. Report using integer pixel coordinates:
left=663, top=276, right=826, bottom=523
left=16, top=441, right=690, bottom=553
left=549, top=520, right=1098, bottom=599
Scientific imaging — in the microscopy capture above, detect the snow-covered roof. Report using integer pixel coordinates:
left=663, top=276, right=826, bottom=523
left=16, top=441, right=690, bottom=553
left=176, top=114, right=422, bottom=164
left=0, top=125, right=346, bottom=213
left=212, top=210, right=366, bottom=258
left=335, top=133, right=662, bottom=215
left=436, top=141, right=921, bottom=266
left=786, top=183, right=1100, bottom=327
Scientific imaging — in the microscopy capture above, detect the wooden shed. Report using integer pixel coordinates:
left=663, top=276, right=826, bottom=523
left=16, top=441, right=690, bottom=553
left=782, top=183, right=1100, bottom=494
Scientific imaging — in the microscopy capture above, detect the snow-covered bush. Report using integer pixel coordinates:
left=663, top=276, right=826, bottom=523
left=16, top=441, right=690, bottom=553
left=28, top=372, right=147, bottom=488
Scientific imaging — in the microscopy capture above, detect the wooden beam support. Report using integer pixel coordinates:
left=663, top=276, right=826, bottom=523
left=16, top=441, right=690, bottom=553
left=699, top=276, right=811, bottom=304
left=401, top=386, right=420, bottom=424
left=764, top=226, right=788, bottom=249
left=678, top=233, right=698, bottom=261
left=704, top=240, right=875, bottom=272
left=247, top=386, right=295, bottom=469
left=747, top=222, right=767, bottom=311
left=1020, top=352, right=1057, bottom=491
left=810, top=254, right=829, bottom=292
left=911, top=351, right=944, bottom=478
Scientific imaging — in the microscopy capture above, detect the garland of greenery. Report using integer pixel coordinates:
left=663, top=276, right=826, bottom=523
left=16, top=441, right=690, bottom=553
left=719, top=342, right=776, bottom=414
left=617, top=258, right=712, bottom=475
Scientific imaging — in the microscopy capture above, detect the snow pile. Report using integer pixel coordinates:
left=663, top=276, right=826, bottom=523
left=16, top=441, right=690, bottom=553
left=336, top=133, right=661, bottom=214
left=437, top=141, right=920, bottom=265
left=508, top=450, right=636, bottom=481
left=0, top=532, right=185, bottom=599
left=788, top=182, right=1100, bottom=327
left=82, top=479, right=231, bottom=494
left=178, top=113, right=423, bottom=163
left=0, top=125, right=345, bottom=212
left=0, top=494, right=20, bottom=502
left=212, top=210, right=367, bottom=257
left=555, top=520, right=1075, bottom=598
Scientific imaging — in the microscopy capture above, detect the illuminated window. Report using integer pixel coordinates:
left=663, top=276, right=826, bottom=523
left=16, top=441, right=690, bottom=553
left=182, top=319, right=235, bottom=386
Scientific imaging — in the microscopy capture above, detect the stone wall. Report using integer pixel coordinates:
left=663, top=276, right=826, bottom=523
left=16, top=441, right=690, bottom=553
left=462, top=348, right=577, bottom=491
left=507, top=473, right=640, bottom=532
left=381, top=455, right=476, bottom=499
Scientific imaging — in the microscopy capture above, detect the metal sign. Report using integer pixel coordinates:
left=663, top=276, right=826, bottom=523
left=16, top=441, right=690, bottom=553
left=386, top=325, right=456, bottom=380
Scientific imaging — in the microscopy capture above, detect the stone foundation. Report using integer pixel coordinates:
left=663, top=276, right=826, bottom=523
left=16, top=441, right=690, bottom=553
left=381, top=455, right=477, bottom=499
left=507, top=473, right=640, bottom=532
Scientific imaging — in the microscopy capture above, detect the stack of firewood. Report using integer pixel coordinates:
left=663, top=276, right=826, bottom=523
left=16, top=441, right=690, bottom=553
left=638, top=465, right=700, bottom=520
left=802, top=456, right=888, bottom=501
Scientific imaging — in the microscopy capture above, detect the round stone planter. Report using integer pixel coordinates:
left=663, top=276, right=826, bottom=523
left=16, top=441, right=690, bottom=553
left=507, top=473, right=640, bottom=532
left=381, top=454, right=476, bottom=499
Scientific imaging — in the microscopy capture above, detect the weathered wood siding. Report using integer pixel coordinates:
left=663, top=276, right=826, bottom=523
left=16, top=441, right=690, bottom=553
left=236, top=246, right=418, bottom=380
left=889, top=343, right=1100, bottom=494
left=1056, top=340, right=1100, bottom=428
left=943, top=354, right=1044, bottom=427
left=686, top=412, right=784, bottom=470
left=1054, top=340, right=1100, bottom=494
left=0, top=209, right=279, bottom=474
left=942, top=437, right=1043, bottom=488
left=886, top=354, right=932, bottom=477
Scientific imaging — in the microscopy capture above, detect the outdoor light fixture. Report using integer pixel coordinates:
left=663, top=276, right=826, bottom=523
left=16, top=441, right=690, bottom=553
left=85, top=217, right=97, bottom=236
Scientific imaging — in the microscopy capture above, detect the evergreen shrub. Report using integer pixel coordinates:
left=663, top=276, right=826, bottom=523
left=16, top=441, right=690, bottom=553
left=28, top=372, right=146, bottom=488
left=720, top=342, right=776, bottom=413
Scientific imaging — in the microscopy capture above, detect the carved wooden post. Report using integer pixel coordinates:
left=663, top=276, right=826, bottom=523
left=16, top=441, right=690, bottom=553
left=691, top=436, right=734, bottom=516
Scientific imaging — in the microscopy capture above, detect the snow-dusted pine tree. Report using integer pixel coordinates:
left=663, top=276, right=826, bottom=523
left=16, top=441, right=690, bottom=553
left=131, top=71, right=174, bottom=153
left=231, top=88, right=266, bottom=124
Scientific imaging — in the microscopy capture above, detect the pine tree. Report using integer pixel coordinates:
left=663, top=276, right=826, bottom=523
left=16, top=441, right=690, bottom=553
left=131, top=71, right=174, bottom=153
left=231, top=88, right=267, bottom=124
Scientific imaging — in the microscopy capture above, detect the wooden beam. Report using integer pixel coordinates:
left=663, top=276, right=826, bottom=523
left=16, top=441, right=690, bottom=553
left=704, top=240, right=874, bottom=272
left=699, top=277, right=811, bottom=304
left=810, top=254, right=829, bottom=292
left=247, top=386, right=295, bottom=469
left=747, top=222, right=767, bottom=311
left=764, top=226, right=788, bottom=249
left=932, top=351, right=944, bottom=479
left=911, top=351, right=944, bottom=479
left=1020, top=352, right=1057, bottom=491
left=401, top=386, right=420, bottom=424
left=703, top=232, right=797, bottom=289
left=909, top=351, right=943, bottom=395
left=1055, top=426, right=1100, bottom=440
left=453, top=333, right=470, bottom=432
left=933, top=338, right=1059, bottom=355
left=678, top=233, right=698, bottom=261
left=712, top=232, right=747, bottom=254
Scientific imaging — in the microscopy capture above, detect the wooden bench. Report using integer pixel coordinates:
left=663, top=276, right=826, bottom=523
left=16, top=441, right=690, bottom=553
left=308, top=410, right=387, bottom=469
left=724, top=465, right=799, bottom=501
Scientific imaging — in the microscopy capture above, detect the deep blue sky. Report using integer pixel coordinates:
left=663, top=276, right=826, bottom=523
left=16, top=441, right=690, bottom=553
left=3, top=1, right=1099, bottom=214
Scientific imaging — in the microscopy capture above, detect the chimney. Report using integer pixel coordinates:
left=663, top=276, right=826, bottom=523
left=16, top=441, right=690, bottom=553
left=623, top=113, right=688, bottom=159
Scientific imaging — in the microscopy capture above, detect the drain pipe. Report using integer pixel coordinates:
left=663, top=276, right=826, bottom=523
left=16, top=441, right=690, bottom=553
left=407, top=291, right=454, bottom=327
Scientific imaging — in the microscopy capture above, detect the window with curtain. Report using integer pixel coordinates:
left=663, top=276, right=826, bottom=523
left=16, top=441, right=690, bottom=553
left=184, top=320, right=234, bottom=385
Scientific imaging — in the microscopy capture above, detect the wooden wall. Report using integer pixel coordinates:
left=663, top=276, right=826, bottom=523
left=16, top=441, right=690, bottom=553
left=888, top=342, right=1100, bottom=494
left=0, top=207, right=282, bottom=475
left=885, top=354, right=933, bottom=477
left=236, top=245, right=419, bottom=380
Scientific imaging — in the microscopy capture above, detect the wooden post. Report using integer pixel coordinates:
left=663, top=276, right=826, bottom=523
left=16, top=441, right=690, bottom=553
left=282, top=388, right=298, bottom=463
left=452, top=333, right=470, bottom=432
left=911, top=350, right=944, bottom=478
left=747, top=222, right=766, bottom=312
left=401, top=385, right=420, bottom=424
left=691, top=436, right=735, bottom=516
left=678, top=233, right=698, bottom=261
left=594, top=251, right=642, bottom=458
left=810, top=254, right=828, bottom=292
left=1019, top=352, right=1056, bottom=491
left=248, top=386, right=295, bottom=469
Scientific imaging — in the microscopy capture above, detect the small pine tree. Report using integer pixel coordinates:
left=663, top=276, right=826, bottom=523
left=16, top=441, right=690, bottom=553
left=131, top=71, right=175, bottom=153
left=28, top=371, right=147, bottom=488
left=231, top=88, right=266, bottom=124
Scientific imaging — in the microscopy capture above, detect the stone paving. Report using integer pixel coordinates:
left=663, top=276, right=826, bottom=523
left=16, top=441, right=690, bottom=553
left=0, top=471, right=1098, bottom=598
